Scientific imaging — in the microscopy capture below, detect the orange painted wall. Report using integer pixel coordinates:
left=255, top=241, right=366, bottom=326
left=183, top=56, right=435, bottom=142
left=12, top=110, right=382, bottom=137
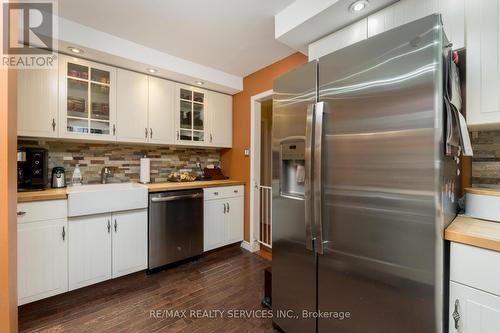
left=221, top=52, right=308, bottom=242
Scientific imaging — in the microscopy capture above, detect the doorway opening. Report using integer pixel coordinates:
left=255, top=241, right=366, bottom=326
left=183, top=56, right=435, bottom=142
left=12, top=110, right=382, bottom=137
left=249, top=89, right=273, bottom=259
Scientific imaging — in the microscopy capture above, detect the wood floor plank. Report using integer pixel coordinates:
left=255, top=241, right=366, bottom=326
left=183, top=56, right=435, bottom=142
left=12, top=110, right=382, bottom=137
left=18, top=246, right=276, bottom=333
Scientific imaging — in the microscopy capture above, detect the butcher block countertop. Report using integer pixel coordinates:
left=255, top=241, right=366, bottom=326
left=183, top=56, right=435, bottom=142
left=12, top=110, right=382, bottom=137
left=146, top=179, right=245, bottom=193
left=465, top=187, right=500, bottom=196
left=17, top=188, right=68, bottom=203
left=17, top=180, right=246, bottom=202
left=445, top=215, right=500, bottom=252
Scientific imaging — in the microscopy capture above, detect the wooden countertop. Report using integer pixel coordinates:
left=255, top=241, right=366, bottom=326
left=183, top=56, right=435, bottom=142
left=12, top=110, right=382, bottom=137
left=445, top=215, right=500, bottom=252
left=17, top=180, right=246, bottom=202
left=17, top=188, right=68, bottom=203
left=465, top=187, right=500, bottom=197
left=146, top=180, right=245, bottom=193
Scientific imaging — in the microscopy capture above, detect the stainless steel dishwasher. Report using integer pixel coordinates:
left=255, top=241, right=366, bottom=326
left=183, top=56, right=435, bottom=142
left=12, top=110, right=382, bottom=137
left=148, top=189, right=203, bottom=271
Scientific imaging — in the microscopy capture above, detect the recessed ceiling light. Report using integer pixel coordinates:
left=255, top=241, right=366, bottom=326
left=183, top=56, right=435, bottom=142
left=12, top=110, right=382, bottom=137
left=68, top=46, right=83, bottom=54
left=349, top=0, right=368, bottom=12
left=196, top=81, right=204, bottom=85
left=147, top=68, right=157, bottom=74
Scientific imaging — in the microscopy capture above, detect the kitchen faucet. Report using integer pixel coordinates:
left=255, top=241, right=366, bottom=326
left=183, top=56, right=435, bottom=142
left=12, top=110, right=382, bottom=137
left=100, top=167, right=113, bottom=184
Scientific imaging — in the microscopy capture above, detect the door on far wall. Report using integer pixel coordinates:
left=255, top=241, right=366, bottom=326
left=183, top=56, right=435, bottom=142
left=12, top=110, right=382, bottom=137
left=259, top=99, right=273, bottom=249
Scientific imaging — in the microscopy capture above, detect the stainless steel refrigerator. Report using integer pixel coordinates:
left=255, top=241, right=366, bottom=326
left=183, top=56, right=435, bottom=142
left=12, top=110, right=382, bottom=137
left=272, top=14, right=459, bottom=333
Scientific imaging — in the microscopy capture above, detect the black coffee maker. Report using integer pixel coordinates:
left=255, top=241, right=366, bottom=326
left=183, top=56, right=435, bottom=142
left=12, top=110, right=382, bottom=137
left=17, top=147, right=48, bottom=191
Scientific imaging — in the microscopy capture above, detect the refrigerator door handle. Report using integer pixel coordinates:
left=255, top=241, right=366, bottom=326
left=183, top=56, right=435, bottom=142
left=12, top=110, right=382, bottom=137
left=314, top=101, right=325, bottom=255
left=304, top=103, right=315, bottom=251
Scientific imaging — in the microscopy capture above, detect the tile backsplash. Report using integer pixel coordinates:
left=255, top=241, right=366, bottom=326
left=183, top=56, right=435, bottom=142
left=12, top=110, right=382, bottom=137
left=19, top=140, right=221, bottom=184
left=471, top=130, right=500, bottom=188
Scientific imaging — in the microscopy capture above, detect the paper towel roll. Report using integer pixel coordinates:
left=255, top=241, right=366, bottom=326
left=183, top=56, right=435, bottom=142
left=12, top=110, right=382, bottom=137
left=140, top=157, right=150, bottom=184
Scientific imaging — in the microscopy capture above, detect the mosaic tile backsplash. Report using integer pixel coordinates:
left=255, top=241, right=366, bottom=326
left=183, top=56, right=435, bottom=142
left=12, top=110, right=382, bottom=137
left=471, top=130, right=500, bottom=188
left=19, top=140, right=221, bottom=184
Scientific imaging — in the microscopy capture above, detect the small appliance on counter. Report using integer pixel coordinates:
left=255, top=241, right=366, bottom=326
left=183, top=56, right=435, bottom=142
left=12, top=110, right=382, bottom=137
left=17, top=147, right=48, bottom=192
left=51, top=167, right=66, bottom=188
left=465, top=187, right=500, bottom=223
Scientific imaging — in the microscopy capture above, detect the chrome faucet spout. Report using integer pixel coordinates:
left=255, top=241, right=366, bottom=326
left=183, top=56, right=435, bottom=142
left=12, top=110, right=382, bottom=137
left=100, top=167, right=112, bottom=184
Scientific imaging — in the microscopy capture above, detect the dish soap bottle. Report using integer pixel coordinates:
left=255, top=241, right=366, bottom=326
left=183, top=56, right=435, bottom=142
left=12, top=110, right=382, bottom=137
left=72, top=164, right=82, bottom=186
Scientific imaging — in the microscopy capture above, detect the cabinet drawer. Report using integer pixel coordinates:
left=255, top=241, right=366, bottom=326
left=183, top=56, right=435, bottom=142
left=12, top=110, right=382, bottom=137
left=450, top=242, right=500, bottom=297
left=204, top=185, right=244, bottom=200
left=17, top=200, right=67, bottom=223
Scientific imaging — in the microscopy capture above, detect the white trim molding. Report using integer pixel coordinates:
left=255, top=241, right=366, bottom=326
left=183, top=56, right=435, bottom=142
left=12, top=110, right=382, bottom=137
left=240, top=240, right=260, bottom=253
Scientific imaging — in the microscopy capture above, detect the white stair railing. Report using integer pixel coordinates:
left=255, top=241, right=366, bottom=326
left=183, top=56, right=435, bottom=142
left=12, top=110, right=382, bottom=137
left=258, top=185, right=272, bottom=248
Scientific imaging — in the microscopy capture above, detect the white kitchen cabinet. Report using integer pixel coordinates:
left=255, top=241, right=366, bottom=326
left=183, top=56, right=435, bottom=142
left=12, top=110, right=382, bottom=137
left=175, top=84, right=207, bottom=144
left=17, top=68, right=58, bottom=138
left=449, top=242, right=500, bottom=332
left=17, top=217, right=67, bottom=305
left=203, top=200, right=226, bottom=251
left=116, top=69, right=149, bottom=143
left=449, top=282, right=500, bottom=333
left=439, top=0, right=465, bottom=50
left=148, top=76, right=175, bottom=144
left=203, top=186, right=244, bottom=251
left=111, top=209, right=147, bottom=278
left=466, top=0, right=500, bottom=129
left=225, top=196, right=244, bottom=244
left=59, top=54, right=117, bottom=141
left=367, top=0, right=437, bottom=38
left=366, top=0, right=464, bottom=49
left=207, top=91, right=232, bottom=148
left=68, top=213, right=112, bottom=290
left=308, top=19, right=367, bottom=61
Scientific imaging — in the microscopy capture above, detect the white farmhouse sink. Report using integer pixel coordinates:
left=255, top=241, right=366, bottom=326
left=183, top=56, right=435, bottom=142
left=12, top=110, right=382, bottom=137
left=67, top=183, right=148, bottom=217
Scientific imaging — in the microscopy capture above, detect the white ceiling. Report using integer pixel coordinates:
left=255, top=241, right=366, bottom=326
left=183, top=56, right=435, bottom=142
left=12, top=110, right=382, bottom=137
left=58, top=0, right=296, bottom=78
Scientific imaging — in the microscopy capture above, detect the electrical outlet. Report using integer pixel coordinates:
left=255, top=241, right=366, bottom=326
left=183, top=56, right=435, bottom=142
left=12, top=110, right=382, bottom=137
left=244, top=148, right=250, bottom=157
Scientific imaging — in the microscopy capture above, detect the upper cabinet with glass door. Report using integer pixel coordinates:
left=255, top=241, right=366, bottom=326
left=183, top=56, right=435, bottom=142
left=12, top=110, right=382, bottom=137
left=175, top=84, right=206, bottom=144
left=59, top=55, right=116, bottom=141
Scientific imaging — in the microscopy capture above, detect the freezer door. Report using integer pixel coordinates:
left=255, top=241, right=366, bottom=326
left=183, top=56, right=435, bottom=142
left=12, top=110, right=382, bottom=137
left=272, top=60, right=317, bottom=333
left=317, top=15, right=444, bottom=333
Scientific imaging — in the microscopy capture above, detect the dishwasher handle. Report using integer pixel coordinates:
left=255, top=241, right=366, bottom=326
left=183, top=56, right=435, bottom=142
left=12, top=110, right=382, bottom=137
left=150, top=193, right=203, bottom=202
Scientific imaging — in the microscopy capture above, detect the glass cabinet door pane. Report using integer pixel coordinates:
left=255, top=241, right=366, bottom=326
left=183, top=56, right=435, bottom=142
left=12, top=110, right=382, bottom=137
left=193, top=103, right=204, bottom=130
left=67, top=118, right=89, bottom=134
left=90, top=120, right=110, bottom=135
left=91, top=83, right=110, bottom=120
left=67, top=63, right=88, bottom=80
left=67, top=79, right=88, bottom=118
left=193, top=131, right=204, bottom=142
left=180, top=129, right=193, bottom=141
left=180, top=89, right=192, bottom=101
left=91, top=68, right=110, bottom=84
left=193, top=92, right=204, bottom=103
left=180, top=101, right=192, bottom=129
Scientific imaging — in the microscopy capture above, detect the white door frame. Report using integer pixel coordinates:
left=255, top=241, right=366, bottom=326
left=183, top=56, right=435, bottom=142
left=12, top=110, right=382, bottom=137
left=248, top=89, right=273, bottom=252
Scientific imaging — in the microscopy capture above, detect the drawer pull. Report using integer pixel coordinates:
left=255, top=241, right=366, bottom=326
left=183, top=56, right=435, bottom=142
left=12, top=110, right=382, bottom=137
left=213, top=192, right=219, bottom=195
left=452, top=299, right=460, bottom=329
left=234, top=190, right=238, bottom=193
left=17, top=211, right=26, bottom=216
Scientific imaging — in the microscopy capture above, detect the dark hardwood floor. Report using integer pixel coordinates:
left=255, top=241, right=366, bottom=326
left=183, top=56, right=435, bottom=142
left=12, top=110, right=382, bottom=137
left=19, top=245, right=275, bottom=333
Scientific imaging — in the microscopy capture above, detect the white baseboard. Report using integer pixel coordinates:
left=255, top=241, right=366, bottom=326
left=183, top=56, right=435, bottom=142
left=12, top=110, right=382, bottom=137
left=240, top=240, right=260, bottom=252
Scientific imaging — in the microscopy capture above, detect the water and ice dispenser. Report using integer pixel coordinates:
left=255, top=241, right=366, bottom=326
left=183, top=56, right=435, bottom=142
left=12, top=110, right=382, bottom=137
left=280, top=139, right=305, bottom=199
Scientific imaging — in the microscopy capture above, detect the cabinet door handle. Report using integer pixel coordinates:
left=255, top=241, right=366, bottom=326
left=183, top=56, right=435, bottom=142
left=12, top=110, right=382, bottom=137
left=62, top=226, right=66, bottom=241
left=452, top=299, right=460, bottom=329
left=150, top=128, right=153, bottom=139
left=107, top=219, right=111, bottom=234
left=17, top=211, right=26, bottom=216
left=223, top=203, right=227, bottom=214
left=114, top=219, right=117, bottom=233
left=145, top=127, right=148, bottom=139
left=226, top=202, right=230, bottom=213
left=113, top=124, right=116, bottom=136
left=210, top=133, right=213, bottom=143
left=177, top=131, right=180, bottom=140
left=52, top=118, right=56, bottom=132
